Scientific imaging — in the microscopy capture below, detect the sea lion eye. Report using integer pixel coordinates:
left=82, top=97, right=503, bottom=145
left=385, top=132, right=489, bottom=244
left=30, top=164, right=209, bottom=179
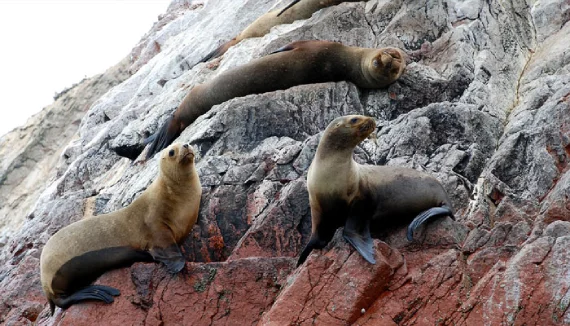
left=372, top=59, right=379, bottom=67
left=168, top=149, right=175, bottom=157
left=350, top=118, right=359, bottom=124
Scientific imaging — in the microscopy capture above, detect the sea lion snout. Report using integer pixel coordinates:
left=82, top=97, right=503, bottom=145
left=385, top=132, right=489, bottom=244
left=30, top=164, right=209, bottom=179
left=179, top=143, right=195, bottom=165
left=363, top=47, right=406, bottom=88
left=350, top=116, right=376, bottom=138
left=359, top=118, right=376, bottom=134
left=161, top=143, right=195, bottom=166
left=373, top=48, right=405, bottom=72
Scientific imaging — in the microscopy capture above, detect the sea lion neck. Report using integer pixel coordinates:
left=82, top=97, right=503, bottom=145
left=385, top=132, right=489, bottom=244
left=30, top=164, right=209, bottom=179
left=157, top=165, right=196, bottom=195
left=314, top=136, right=357, bottom=163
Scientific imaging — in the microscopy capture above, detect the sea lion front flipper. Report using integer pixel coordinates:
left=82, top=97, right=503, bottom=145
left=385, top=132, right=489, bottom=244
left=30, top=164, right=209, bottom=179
left=276, top=0, right=301, bottom=17
left=52, top=285, right=120, bottom=309
left=268, top=41, right=307, bottom=55
left=406, top=205, right=454, bottom=241
left=150, top=244, right=186, bottom=274
left=343, top=215, right=376, bottom=264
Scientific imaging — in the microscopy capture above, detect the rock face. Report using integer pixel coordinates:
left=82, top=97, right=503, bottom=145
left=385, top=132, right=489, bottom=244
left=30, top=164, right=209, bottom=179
left=0, top=0, right=569, bottom=325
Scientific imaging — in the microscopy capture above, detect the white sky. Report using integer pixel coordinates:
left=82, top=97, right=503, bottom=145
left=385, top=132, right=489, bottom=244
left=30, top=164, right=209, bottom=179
left=0, top=0, right=171, bottom=137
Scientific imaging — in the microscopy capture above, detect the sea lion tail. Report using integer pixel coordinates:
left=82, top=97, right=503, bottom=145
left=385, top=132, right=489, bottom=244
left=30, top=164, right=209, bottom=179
left=145, top=116, right=182, bottom=159
left=198, top=38, right=238, bottom=63
left=406, top=205, right=454, bottom=241
left=52, top=285, right=121, bottom=310
left=276, top=0, right=301, bottom=17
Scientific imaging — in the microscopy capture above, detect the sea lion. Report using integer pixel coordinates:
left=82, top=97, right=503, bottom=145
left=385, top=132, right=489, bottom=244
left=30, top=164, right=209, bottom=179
left=145, top=40, right=406, bottom=159
left=40, top=143, right=202, bottom=314
left=298, top=115, right=455, bottom=266
left=199, top=0, right=365, bottom=63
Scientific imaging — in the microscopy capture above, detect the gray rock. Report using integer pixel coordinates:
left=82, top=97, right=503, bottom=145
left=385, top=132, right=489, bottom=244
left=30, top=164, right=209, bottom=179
left=1, top=0, right=570, bottom=323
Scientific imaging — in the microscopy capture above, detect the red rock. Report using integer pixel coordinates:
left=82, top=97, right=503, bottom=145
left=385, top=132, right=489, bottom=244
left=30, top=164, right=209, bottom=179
left=35, top=257, right=294, bottom=326
left=260, top=237, right=404, bottom=325
left=0, top=255, right=46, bottom=326
left=230, top=180, right=310, bottom=260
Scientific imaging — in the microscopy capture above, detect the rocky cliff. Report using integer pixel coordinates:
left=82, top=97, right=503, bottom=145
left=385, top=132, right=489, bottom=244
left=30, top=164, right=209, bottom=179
left=1, top=0, right=569, bottom=325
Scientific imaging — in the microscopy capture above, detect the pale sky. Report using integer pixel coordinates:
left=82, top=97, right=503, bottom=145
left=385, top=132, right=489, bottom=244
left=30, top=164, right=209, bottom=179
left=0, top=0, right=171, bottom=137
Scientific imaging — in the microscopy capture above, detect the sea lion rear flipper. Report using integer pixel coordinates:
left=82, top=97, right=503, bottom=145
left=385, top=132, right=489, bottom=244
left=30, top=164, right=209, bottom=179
left=143, top=132, right=157, bottom=146
left=150, top=244, right=186, bottom=274
left=198, top=38, right=238, bottom=63
left=145, top=116, right=182, bottom=159
left=49, top=300, right=55, bottom=316
left=297, top=233, right=329, bottom=267
left=52, top=285, right=120, bottom=309
left=406, top=205, right=454, bottom=241
left=276, top=0, right=301, bottom=17
left=343, top=215, right=376, bottom=264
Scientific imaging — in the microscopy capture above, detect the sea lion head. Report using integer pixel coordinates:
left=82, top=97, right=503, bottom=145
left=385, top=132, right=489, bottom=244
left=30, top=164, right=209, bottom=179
left=160, top=142, right=196, bottom=180
left=323, top=115, right=376, bottom=150
left=363, top=47, right=406, bottom=87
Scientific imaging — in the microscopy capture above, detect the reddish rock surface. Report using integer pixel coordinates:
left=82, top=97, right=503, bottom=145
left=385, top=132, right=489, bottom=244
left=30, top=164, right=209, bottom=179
left=261, top=239, right=405, bottom=326
left=37, top=258, right=294, bottom=326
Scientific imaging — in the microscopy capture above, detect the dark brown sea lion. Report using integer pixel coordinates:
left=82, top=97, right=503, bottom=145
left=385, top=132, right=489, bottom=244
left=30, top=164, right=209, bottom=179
left=198, top=0, right=365, bottom=63
left=298, top=115, right=455, bottom=266
left=145, top=40, right=406, bottom=159
left=40, top=143, right=202, bottom=314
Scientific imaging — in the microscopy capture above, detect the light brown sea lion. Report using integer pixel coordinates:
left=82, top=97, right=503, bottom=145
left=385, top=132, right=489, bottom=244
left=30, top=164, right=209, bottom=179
left=144, top=40, right=406, bottom=158
left=298, top=115, right=455, bottom=266
left=40, top=143, right=202, bottom=314
left=198, top=0, right=365, bottom=63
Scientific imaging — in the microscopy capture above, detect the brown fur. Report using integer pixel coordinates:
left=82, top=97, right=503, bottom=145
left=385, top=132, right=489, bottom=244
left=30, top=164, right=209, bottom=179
left=146, top=40, right=406, bottom=158
left=299, top=115, right=453, bottom=265
left=40, top=143, right=202, bottom=313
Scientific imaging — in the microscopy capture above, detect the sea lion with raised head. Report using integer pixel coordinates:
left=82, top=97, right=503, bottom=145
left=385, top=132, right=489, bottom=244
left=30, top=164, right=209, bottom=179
left=298, top=115, right=455, bottom=266
left=199, top=0, right=365, bottom=63
left=40, top=143, right=202, bottom=314
left=145, top=40, right=406, bottom=159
